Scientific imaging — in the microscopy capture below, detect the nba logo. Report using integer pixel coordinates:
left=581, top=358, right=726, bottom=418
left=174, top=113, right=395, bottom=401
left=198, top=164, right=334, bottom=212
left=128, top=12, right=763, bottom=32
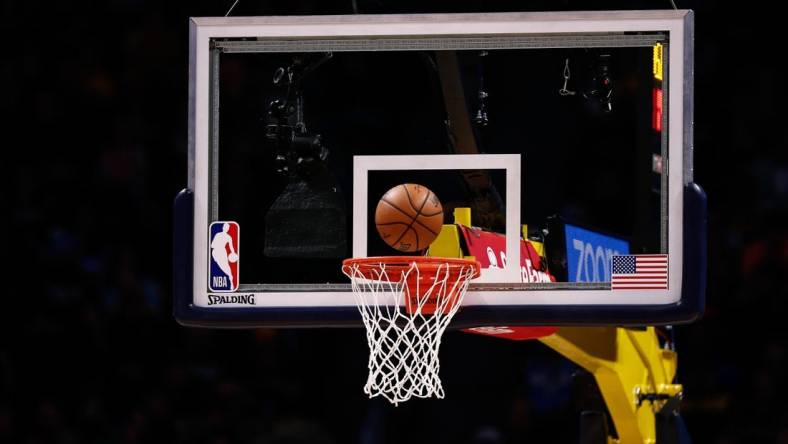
left=208, top=221, right=239, bottom=292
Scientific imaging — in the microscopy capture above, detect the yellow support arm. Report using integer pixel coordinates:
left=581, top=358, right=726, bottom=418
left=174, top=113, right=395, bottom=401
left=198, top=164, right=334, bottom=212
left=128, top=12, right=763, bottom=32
left=540, top=327, right=682, bottom=444
left=428, top=208, right=475, bottom=259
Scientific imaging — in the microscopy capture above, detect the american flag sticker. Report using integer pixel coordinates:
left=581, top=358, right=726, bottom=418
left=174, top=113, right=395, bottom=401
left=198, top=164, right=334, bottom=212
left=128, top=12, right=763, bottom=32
left=611, top=254, right=668, bottom=290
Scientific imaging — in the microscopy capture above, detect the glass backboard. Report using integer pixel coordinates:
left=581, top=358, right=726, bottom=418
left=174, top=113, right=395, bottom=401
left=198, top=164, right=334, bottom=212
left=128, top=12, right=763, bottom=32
left=174, top=10, right=705, bottom=328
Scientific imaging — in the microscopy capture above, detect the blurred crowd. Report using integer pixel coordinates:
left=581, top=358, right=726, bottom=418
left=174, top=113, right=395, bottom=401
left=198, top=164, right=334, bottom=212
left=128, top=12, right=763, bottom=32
left=4, top=1, right=788, bottom=443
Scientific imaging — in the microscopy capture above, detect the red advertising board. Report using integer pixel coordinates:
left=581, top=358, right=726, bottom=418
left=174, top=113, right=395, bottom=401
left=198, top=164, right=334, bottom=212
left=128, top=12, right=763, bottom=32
left=458, top=226, right=559, bottom=340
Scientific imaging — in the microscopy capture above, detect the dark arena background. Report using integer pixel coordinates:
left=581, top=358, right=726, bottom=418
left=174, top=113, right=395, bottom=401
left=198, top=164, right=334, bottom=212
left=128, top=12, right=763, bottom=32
left=6, top=1, right=788, bottom=443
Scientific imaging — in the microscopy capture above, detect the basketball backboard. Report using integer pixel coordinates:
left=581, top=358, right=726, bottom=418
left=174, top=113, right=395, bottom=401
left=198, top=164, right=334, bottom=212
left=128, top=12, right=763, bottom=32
left=174, top=10, right=705, bottom=328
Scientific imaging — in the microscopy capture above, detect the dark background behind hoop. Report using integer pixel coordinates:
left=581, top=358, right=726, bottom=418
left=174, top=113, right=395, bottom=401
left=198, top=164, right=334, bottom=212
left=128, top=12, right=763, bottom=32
left=5, top=0, right=787, bottom=443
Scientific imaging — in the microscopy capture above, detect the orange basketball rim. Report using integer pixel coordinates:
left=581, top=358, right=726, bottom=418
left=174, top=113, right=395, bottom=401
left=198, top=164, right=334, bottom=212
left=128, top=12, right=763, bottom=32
left=342, top=256, right=480, bottom=315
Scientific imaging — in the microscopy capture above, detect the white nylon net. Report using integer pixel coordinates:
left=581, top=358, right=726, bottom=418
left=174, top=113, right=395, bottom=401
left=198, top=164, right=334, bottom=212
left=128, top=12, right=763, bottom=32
left=342, top=259, right=478, bottom=405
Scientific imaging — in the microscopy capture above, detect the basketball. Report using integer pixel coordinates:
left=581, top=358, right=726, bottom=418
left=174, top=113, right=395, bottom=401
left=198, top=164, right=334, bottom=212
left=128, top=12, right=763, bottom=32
left=375, top=184, right=444, bottom=252
left=228, top=252, right=238, bottom=263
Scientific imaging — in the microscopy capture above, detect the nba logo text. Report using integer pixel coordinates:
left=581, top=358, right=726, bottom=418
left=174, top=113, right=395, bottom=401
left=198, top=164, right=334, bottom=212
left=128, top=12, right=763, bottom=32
left=208, top=221, right=239, bottom=292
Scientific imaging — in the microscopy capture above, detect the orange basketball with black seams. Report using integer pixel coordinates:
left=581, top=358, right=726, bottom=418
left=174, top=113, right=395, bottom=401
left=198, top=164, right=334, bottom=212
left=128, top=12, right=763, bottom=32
left=375, top=184, right=444, bottom=252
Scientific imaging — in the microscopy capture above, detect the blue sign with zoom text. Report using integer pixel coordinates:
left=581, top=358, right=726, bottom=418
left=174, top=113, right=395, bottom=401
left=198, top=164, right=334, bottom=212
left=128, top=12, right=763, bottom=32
left=565, top=224, right=629, bottom=282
